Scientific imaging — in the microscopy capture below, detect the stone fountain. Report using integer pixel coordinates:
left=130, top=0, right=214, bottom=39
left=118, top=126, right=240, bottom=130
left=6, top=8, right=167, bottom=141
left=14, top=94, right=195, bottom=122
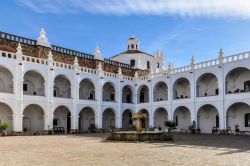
left=107, top=113, right=173, bottom=142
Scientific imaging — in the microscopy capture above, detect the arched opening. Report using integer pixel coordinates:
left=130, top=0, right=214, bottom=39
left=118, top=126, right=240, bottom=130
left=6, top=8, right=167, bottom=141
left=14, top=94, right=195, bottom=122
left=153, top=82, right=168, bottom=101
left=173, top=78, right=190, bottom=99
left=138, top=109, right=149, bottom=129
left=122, top=109, right=133, bottom=129
left=53, top=75, right=71, bottom=98
left=130, top=59, right=135, bottom=67
left=0, top=66, right=13, bottom=93
left=196, top=73, right=218, bottom=97
left=147, top=61, right=150, bottom=70
left=122, top=85, right=133, bottom=103
left=154, top=107, right=168, bottom=128
left=103, top=82, right=115, bottom=102
left=102, top=108, right=115, bottom=129
left=225, top=67, right=250, bottom=94
left=23, top=70, right=45, bottom=96
left=197, top=104, right=219, bottom=133
left=53, top=106, right=71, bottom=133
left=23, top=104, right=44, bottom=132
left=79, top=79, right=95, bottom=100
left=0, top=103, right=13, bottom=133
left=78, top=107, right=95, bottom=131
left=227, top=102, right=250, bottom=131
left=137, top=85, right=149, bottom=103
left=173, top=106, right=191, bottom=130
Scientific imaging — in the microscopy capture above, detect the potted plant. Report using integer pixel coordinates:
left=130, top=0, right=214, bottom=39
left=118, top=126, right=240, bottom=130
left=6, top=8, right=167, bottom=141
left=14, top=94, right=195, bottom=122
left=164, top=120, right=176, bottom=133
left=188, top=121, right=197, bottom=134
left=234, top=124, right=240, bottom=134
left=0, top=123, right=9, bottom=136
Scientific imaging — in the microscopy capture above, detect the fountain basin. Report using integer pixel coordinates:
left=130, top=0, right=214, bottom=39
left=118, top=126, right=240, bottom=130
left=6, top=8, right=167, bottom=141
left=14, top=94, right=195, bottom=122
left=107, top=131, right=173, bottom=142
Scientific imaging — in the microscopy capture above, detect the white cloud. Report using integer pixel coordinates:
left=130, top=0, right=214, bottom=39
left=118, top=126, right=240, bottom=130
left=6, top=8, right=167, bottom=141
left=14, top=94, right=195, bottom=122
left=17, top=0, right=250, bottom=18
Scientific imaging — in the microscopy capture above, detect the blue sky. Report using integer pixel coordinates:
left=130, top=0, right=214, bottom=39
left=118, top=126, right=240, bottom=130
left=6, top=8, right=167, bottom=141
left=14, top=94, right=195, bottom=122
left=1, top=0, right=250, bottom=67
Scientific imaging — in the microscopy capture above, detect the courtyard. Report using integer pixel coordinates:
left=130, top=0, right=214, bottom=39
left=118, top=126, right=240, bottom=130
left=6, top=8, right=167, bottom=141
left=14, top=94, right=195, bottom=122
left=0, top=133, right=249, bottom=166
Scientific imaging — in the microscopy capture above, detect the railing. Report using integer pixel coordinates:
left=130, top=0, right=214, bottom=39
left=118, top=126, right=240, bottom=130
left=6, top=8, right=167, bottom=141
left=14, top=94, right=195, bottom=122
left=122, top=75, right=134, bottom=81
left=23, top=55, right=47, bottom=65
left=195, top=59, right=219, bottom=69
left=103, top=71, right=118, bottom=78
left=104, top=59, right=131, bottom=69
left=223, top=51, right=250, bottom=63
left=79, top=66, right=96, bottom=74
left=0, top=31, right=36, bottom=45
left=0, top=50, right=16, bottom=59
left=51, top=45, right=94, bottom=60
left=173, top=65, right=191, bottom=73
left=147, top=51, right=250, bottom=80
left=53, top=61, right=73, bottom=70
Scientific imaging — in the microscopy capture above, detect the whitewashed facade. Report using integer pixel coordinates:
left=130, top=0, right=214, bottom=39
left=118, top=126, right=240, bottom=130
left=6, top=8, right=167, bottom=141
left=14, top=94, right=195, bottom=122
left=0, top=29, right=250, bottom=134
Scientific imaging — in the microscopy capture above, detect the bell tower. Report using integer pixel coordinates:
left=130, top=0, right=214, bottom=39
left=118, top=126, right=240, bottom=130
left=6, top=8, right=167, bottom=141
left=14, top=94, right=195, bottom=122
left=127, top=34, right=140, bottom=51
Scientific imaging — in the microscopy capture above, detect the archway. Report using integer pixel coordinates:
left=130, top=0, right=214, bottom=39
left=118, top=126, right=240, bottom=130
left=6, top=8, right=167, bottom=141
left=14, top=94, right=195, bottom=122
left=78, top=107, right=95, bottom=131
left=197, top=104, right=219, bottom=133
left=23, top=104, right=44, bottom=132
left=79, top=79, right=95, bottom=100
left=196, top=73, right=218, bottom=97
left=153, top=82, right=168, bottom=101
left=138, top=109, right=149, bottom=129
left=53, top=106, right=71, bottom=133
left=103, top=82, right=115, bottom=102
left=23, top=70, right=45, bottom=96
left=54, top=74, right=71, bottom=98
left=227, top=102, right=250, bottom=131
left=102, top=108, right=115, bottom=129
left=122, top=109, right=133, bottom=129
left=225, top=67, right=250, bottom=94
left=137, top=85, right=149, bottom=103
left=154, top=107, right=168, bottom=128
left=173, top=78, right=190, bottom=99
left=122, top=85, right=133, bottom=103
left=173, top=106, right=191, bottom=130
left=0, top=103, right=13, bottom=132
left=0, top=66, right=13, bottom=93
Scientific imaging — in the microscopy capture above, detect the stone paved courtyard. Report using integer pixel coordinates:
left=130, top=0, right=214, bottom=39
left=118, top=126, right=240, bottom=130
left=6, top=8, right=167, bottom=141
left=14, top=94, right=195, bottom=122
left=0, top=133, right=250, bottom=166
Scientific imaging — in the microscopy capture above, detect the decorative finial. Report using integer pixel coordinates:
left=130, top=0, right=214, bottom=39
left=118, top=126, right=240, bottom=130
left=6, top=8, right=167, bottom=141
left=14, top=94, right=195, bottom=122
left=37, top=27, right=51, bottom=47
left=219, top=48, right=224, bottom=58
left=131, top=34, right=135, bottom=38
left=118, top=67, right=122, bottom=75
left=191, top=56, right=196, bottom=65
left=17, top=43, right=22, bottom=53
left=94, top=44, right=104, bottom=61
left=134, top=71, right=138, bottom=78
left=74, top=56, right=78, bottom=64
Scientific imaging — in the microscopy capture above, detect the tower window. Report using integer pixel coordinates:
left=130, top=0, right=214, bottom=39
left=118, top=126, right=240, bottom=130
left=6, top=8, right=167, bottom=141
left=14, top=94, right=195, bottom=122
left=130, top=59, right=135, bottom=66
left=147, top=61, right=150, bottom=69
left=157, top=62, right=160, bottom=68
left=131, top=44, right=134, bottom=49
left=136, top=45, right=138, bottom=49
left=128, top=45, right=129, bottom=50
left=23, top=84, right=27, bottom=91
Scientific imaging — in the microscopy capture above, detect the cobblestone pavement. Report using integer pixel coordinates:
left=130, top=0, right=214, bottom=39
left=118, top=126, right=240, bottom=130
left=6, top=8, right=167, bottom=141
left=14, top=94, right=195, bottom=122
left=0, top=133, right=250, bottom=166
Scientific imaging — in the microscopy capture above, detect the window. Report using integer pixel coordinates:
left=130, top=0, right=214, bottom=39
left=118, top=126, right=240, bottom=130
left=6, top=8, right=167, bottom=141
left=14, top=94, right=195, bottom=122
left=147, top=61, right=150, bottom=69
left=216, top=114, right=219, bottom=128
left=110, top=94, right=115, bottom=101
left=215, top=88, right=219, bottom=95
left=128, top=45, right=129, bottom=50
left=53, top=90, right=57, bottom=97
left=89, top=92, right=94, bottom=100
left=53, top=119, right=58, bottom=127
left=136, top=45, right=138, bottom=49
left=130, top=59, right=135, bottom=66
left=131, top=44, right=134, bottom=49
left=23, top=84, right=27, bottom=91
left=245, top=113, right=250, bottom=127
left=126, top=95, right=131, bottom=103
left=157, top=62, right=160, bottom=68
left=175, top=116, right=178, bottom=126
left=244, top=81, right=250, bottom=92
left=140, top=92, right=144, bottom=103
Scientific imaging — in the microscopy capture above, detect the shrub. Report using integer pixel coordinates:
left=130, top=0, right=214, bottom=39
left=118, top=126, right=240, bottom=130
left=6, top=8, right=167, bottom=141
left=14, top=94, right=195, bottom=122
left=0, top=123, right=9, bottom=136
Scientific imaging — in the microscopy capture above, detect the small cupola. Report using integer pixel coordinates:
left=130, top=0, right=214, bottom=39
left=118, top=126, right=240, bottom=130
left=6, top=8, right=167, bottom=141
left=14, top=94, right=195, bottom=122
left=127, top=34, right=140, bottom=51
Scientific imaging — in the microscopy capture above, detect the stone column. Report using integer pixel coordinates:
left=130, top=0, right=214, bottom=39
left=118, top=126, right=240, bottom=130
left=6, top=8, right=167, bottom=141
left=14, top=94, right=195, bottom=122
left=14, top=43, right=24, bottom=132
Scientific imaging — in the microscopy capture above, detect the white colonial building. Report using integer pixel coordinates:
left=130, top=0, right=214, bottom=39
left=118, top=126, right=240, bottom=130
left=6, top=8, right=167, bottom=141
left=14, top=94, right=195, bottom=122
left=0, top=28, right=250, bottom=134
